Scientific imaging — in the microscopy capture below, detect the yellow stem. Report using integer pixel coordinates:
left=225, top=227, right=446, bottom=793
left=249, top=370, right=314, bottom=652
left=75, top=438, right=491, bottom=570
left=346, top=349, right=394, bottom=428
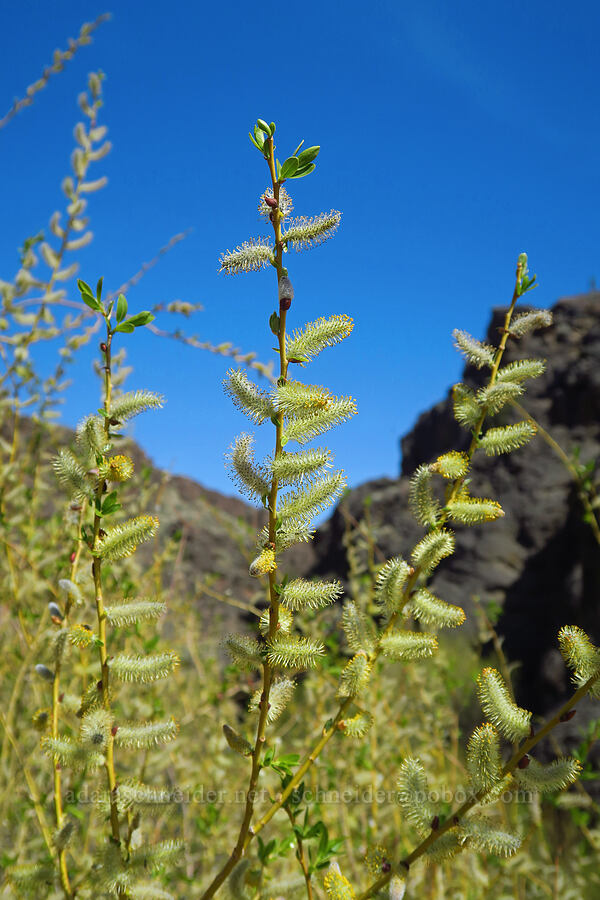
left=92, top=321, right=123, bottom=855
left=200, top=132, right=288, bottom=900
left=358, top=669, right=600, bottom=898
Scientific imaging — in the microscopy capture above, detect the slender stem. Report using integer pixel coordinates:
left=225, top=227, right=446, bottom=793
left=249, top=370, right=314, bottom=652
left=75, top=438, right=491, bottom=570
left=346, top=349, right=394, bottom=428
left=357, top=670, right=600, bottom=899
left=92, top=320, right=122, bottom=850
left=0, top=710, right=55, bottom=861
left=200, top=132, right=288, bottom=900
left=51, top=502, right=86, bottom=898
left=249, top=263, right=532, bottom=851
left=248, top=699, right=353, bottom=845
left=446, top=263, right=523, bottom=508
left=284, top=806, right=314, bottom=900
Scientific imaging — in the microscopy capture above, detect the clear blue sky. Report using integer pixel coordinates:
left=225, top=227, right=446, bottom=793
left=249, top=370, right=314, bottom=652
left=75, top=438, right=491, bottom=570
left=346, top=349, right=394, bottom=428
left=1, top=1, right=598, bottom=500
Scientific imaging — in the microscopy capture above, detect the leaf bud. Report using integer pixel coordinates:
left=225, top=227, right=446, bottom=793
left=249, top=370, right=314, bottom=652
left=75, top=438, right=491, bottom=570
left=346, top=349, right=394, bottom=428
left=70, top=551, right=76, bottom=563
left=278, top=276, right=294, bottom=303
left=100, top=342, right=107, bottom=352
left=48, top=602, right=64, bottom=623
left=560, top=709, right=577, bottom=722
left=264, top=196, right=278, bottom=209
left=223, top=723, right=253, bottom=757
left=517, top=755, right=530, bottom=769
left=280, top=298, right=292, bottom=311
left=35, top=664, right=55, bottom=682
left=111, top=724, right=119, bottom=736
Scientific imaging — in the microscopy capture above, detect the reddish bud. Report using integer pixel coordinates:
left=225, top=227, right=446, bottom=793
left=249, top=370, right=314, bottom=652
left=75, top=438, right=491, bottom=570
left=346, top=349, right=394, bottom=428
left=100, top=342, right=107, bottom=352
left=264, top=196, right=278, bottom=209
left=381, top=861, right=391, bottom=873
left=111, top=725, right=118, bottom=736
left=58, top=693, right=64, bottom=703
left=560, top=709, right=577, bottom=722
left=97, top=680, right=103, bottom=691
left=452, top=816, right=460, bottom=826
left=517, top=755, right=530, bottom=769
left=431, top=815, right=440, bottom=830
left=280, top=297, right=292, bottom=311
left=70, top=551, right=76, bottom=563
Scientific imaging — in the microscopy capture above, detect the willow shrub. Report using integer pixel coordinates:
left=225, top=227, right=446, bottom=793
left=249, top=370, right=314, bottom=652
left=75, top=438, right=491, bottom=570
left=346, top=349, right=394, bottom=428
left=3, top=117, right=600, bottom=899
left=200, top=119, right=600, bottom=900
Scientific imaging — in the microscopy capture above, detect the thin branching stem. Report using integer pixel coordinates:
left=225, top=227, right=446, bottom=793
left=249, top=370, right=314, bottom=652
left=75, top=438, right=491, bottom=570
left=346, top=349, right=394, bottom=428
left=284, top=804, right=314, bottom=900
left=445, top=261, right=524, bottom=509
left=200, top=131, right=288, bottom=900
left=357, top=669, right=600, bottom=898
left=247, top=264, right=529, bottom=847
left=51, top=503, right=86, bottom=898
left=92, top=318, right=122, bottom=850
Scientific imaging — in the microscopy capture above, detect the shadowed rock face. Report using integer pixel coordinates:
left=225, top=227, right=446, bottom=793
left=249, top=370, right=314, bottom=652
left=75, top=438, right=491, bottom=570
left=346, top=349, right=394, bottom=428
left=309, top=291, right=600, bottom=713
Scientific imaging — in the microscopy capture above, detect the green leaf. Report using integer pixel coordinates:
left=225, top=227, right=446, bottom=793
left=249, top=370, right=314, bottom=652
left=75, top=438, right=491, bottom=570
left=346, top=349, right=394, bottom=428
left=96, top=276, right=104, bottom=302
left=276, top=753, right=300, bottom=767
left=101, top=491, right=122, bottom=516
left=249, top=132, right=262, bottom=150
left=269, top=121, right=276, bottom=135
left=116, top=293, right=128, bottom=323
left=77, top=279, right=102, bottom=311
left=269, top=752, right=300, bottom=778
left=78, top=278, right=93, bottom=296
left=262, top=747, right=275, bottom=768
left=256, top=118, right=270, bottom=134
left=127, top=310, right=155, bottom=327
left=280, top=156, right=299, bottom=179
left=298, top=145, right=320, bottom=166
left=115, top=321, right=135, bottom=333
left=276, top=158, right=282, bottom=179
left=288, top=163, right=316, bottom=179
left=253, top=125, right=265, bottom=148
left=269, top=311, right=280, bottom=335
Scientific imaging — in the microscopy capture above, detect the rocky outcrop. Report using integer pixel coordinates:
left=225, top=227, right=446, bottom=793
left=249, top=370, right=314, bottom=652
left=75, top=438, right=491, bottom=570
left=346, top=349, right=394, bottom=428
left=310, top=291, right=600, bottom=713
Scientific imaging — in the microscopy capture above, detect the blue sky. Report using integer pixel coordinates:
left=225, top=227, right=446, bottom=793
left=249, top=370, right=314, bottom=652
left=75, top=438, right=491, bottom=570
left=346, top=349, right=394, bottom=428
left=1, top=1, right=598, bottom=500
